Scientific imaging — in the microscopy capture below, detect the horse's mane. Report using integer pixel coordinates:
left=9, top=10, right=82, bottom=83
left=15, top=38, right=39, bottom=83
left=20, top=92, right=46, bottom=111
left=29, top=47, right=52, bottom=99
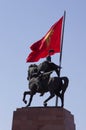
left=29, top=64, right=38, bottom=68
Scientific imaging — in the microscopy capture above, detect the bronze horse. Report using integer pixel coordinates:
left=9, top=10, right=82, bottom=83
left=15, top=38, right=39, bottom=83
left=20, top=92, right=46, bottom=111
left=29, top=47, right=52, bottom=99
left=23, top=62, right=69, bottom=107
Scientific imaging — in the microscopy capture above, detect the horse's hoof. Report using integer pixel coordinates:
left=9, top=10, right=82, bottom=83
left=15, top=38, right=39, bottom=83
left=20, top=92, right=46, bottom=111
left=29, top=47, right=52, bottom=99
left=26, top=104, right=30, bottom=107
left=61, top=104, right=64, bottom=108
left=43, top=102, right=47, bottom=107
left=26, top=105, right=29, bottom=107
left=23, top=100, right=27, bottom=104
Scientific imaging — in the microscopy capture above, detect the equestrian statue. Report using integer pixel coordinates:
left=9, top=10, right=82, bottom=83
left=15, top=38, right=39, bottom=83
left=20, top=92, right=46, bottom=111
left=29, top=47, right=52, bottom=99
left=22, top=55, right=69, bottom=107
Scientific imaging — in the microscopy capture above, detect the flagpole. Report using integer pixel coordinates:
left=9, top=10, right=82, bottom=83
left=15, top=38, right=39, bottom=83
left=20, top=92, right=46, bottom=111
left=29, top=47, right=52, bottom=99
left=55, top=11, right=66, bottom=106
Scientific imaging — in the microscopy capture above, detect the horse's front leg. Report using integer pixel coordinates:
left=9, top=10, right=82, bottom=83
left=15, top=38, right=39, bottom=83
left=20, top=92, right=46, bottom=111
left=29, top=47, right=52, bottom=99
left=23, top=91, right=31, bottom=104
left=26, top=94, right=33, bottom=107
left=43, top=91, right=55, bottom=107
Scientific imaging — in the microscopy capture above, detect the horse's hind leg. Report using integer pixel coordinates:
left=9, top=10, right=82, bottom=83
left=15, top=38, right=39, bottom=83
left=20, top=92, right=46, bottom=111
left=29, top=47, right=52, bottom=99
left=55, top=91, right=64, bottom=107
left=43, top=91, right=55, bottom=107
left=59, top=77, right=69, bottom=107
left=23, top=91, right=31, bottom=104
left=59, top=93, right=64, bottom=107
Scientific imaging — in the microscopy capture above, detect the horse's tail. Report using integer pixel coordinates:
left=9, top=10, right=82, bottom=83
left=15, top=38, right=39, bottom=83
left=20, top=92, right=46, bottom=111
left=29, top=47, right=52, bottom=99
left=60, top=76, right=69, bottom=93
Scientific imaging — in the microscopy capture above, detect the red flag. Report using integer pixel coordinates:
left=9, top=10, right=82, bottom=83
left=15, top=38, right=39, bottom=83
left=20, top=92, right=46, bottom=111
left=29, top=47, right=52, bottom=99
left=26, top=16, right=63, bottom=62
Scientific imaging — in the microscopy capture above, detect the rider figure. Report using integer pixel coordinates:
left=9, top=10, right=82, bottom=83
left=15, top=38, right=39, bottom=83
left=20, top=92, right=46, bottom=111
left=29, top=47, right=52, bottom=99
left=40, top=49, right=61, bottom=77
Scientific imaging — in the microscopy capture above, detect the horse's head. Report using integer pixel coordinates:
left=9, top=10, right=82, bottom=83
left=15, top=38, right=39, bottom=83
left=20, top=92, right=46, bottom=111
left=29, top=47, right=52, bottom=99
left=27, top=64, right=38, bottom=80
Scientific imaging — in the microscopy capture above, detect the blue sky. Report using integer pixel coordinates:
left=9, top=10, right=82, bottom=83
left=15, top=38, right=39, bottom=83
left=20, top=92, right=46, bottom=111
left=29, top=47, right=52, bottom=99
left=0, top=0, right=86, bottom=130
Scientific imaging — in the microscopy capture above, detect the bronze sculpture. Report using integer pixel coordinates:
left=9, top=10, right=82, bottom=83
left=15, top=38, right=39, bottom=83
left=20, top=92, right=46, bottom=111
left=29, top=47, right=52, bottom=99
left=23, top=60, right=69, bottom=107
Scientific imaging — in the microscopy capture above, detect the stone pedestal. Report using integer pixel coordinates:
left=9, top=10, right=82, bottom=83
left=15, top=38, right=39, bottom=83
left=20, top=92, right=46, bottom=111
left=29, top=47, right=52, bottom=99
left=12, top=107, right=76, bottom=130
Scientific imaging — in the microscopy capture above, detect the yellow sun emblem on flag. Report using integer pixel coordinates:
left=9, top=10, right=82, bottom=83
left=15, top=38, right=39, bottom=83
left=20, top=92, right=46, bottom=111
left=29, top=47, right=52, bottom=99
left=44, top=29, right=54, bottom=47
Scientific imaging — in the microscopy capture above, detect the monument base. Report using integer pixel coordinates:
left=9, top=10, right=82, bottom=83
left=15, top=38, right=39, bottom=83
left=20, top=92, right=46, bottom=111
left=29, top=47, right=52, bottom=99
left=12, top=107, right=76, bottom=130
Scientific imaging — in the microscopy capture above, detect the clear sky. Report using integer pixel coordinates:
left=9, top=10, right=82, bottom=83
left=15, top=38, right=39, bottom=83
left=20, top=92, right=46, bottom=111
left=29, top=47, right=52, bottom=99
left=0, top=0, right=86, bottom=130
